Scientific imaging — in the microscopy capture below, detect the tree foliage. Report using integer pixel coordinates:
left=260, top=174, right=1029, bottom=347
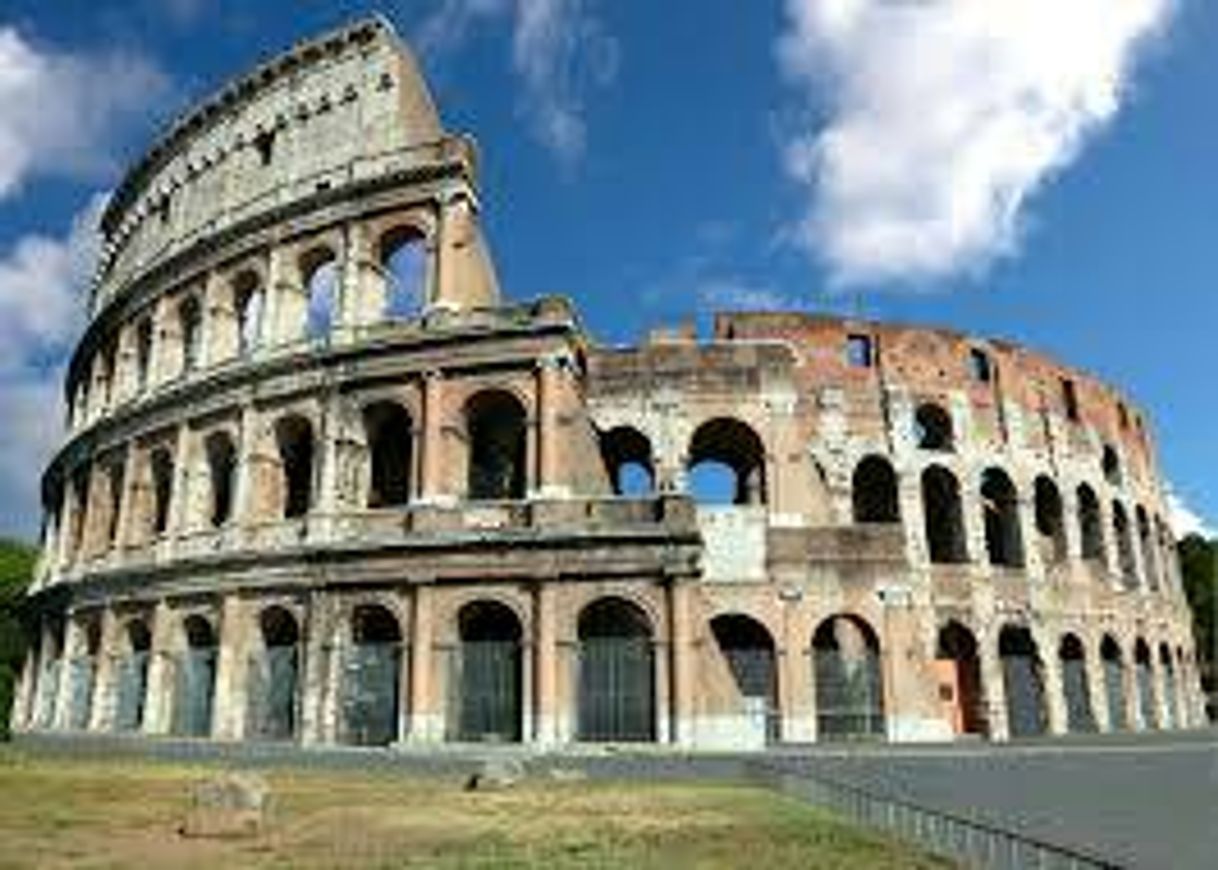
left=1179, top=534, right=1217, bottom=712
left=0, top=539, right=36, bottom=739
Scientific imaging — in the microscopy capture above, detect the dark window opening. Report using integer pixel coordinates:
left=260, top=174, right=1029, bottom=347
left=599, top=426, right=654, bottom=496
left=1102, top=445, right=1121, bottom=486
left=1033, top=476, right=1067, bottom=564
left=1112, top=501, right=1137, bottom=589
left=179, top=296, right=202, bottom=374
left=466, top=390, right=527, bottom=500
left=846, top=334, right=874, bottom=368
left=364, top=401, right=413, bottom=508
left=233, top=272, right=262, bottom=356
left=255, top=130, right=275, bottom=166
left=1077, top=484, right=1104, bottom=561
left=914, top=403, right=953, bottom=451
left=150, top=448, right=174, bottom=535
left=205, top=432, right=237, bottom=527
left=981, top=467, right=1024, bottom=568
left=687, top=417, right=766, bottom=505
left=1062, top=378, right=1079, bottom=422
left=851, top=455, right=900, bottom=524
left=275, top=415, right=314, bottom=519
left=922, top=465, right=967, bottom=564
left=968, top=348, right=992, bottom=383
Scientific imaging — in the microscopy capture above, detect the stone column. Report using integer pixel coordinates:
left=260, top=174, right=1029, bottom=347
left=202, top=271, right=233, bottom=368
left=316, top=395, right=342, bottom=540
left=408, top=584, right=439, bottom=741
left=89, top=608, right=121, bottom=733
left=419, top=371, right=447, bottom=503
left=1040, top=639, right=1068, bottom=736
left=781, top=597, right=814, bottom=743
left=667, top=580, right=695, bottom=745
left=142, top=600, right=174, bottom=735
left=979, top=631, right=1010, bottom=741
left=51, top=617, right=82, bottom=730
left=534, top=355, right=561, bottom=498
left=1085, top=642, right=1109, bottom=732
left=210, top=593, right=246, bottom=740
left=112, top=443, right=135, bottom=553
left=299, top=591, right=331, bottom=746
left=533, top=581, right=558, bottom=744
left=169, top=424, right=192, bottom=550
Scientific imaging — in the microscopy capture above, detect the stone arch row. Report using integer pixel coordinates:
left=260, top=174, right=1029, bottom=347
left=70, top=213, right=435, bottom=433
left=936, top=620, right=1196, bottom=738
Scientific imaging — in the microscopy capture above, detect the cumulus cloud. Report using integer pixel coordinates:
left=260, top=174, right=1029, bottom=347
left=0, top=196, right=105, bottom=538
left=777, top=0, right=1174, bottom=287
left=0, top=26, right=169, bottom=200
left=416, top=0, right=617, bottom=165
left=1166, top=488, right=1215, bottom=540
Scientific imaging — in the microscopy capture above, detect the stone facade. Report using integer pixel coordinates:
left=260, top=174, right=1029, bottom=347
left=11, top=16, right=1204, bottom=748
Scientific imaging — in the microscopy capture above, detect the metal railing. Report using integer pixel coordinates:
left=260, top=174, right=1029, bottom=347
left=754, top=762, right=1123, bottom=870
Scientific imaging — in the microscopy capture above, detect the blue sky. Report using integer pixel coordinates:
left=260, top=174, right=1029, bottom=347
left=0, top=0, right=1214, bottom=540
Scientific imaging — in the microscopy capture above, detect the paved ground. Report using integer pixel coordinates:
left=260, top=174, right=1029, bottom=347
left=15, top=730, right=1218, bottom=869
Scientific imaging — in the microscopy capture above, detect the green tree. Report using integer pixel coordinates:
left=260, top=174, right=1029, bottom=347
left=0, top=539, right=36, bottom=739
left=1179, top=534, right=1217, bottom=720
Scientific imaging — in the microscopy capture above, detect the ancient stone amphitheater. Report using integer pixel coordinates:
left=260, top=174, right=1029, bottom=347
left=10, top=17, right=1203, bottom=749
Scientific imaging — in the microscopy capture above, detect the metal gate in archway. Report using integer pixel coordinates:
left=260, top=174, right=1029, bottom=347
left=35, top=659, right=61, bottom=729
left=452, top=641, right=521, bottom=742
left=1135, top=660, right=1156, bottom=729
left=1002, top=654, right=1046, bottom=737
left=1103, top=658, right=1127, bottom=730
left=172, top=648, right=217, bottom=737
left=814, top=648, right=885, bottom=739
left=720, top=646, right=780, bottom=742
left=1061, top=656, right=1096, bottom=732
left=578, top=637, right=655, bottom=742
left=66, top=657, right=96, bottom=730
left=340, top=642, right=401, bottom=746
left=1161, top=663, right=1178, bottom=729
left=114, top=653, right=149, bottom=731
left=246, top=646, right=300, bottom=741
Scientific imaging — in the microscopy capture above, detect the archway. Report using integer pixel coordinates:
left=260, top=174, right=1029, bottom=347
left=599, top=426, right=654, bottom=496
left=1158, top=643, right=1177, bottom=730
left=67, top=619, right=101, bottom=730
left=205, top=431, right=237, bottom=527
left=710, top=614, right=779, bottom=743
left=1134, top=639, right=1156, bottom=730
left=465, top=390, right=527, bottom=500
left=341, top=604, right=403, bottom=746
left=1034, top=476, right=1067, bottom=565
left=577, top=598, right=655, bottom=742
left=275, top=415, right=314, bottom=518
left=363, top=401, right=413, bottom=507
left=380, top=226, right=428, bottom=318
left=1076, top=484, right=1105, bottom=562
left=687, top=417, right=766, bottom=505
left=233, top=270, right=263, bottom=356
left=922, top=465, right=966, bottom=563
left=812, top=615, right=885, bottom=740
left=935, top=621, right=986, bottom=737
left=172, top=615, right=217, bottom=738
left=998, top=626, right=1046, bottom=737
left=851, top=455, right=899, bottom=524
left=453, top=601, right=523, bottom=742
left=115, top=620, right=151, bottom=732
left=1100, top=635, right=1128, bottom=731
left=914, top=403, right=953, bottom=451
left=1059, top=634, right=1096, bottom=733
left=247, top=606, right=300, bottom=741
left=1112, top=501, right=1137, bottom=589
left=35, top=620, right=65, bottom=729
left=981, top=468, right=1023, bottom=567
left=302, top=248, right=338, bottom=340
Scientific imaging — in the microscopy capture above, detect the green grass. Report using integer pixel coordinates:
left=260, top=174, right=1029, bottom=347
left=0, top=747, right=950, bottom=869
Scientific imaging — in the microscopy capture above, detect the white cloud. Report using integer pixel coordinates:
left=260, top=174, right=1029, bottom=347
left=0, top=195, right=105, bottom=539
left=777, top=0, right=1174, bottom=287
left=696, top=278, right=801, bottom=313
left=416, top=0, right=617, bottom=165
left=0, top=27, right=169, bottom=200
left=1166, top=488, right=1215, bottom=540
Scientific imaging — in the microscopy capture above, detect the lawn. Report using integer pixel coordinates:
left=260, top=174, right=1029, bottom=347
left=0, top=747, right=949, bottom=869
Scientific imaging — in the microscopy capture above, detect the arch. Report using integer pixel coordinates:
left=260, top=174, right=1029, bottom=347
left=1112, top=501, right=1137, bottom=588
left=914, top=403, right=953, bottom=451
left=1158, top=642, right=1178, bottom=730
left=67, top=616, right=102, bottom=730
left=115, top=619, right=151, bottom=732
left=363, top=401, right=413, bottom=508
left=1059, top=634, right=1096, bottom=733
left=247, top=606, right=300, bottom=741
left=275, top=415, right=314, bottom=519
left=1077, top=484, right=1105, bottom=561
left=1136, top=506, right=1158, bottom=592
left=812, top=615, right=884, bottom=739
left=577, top=597, right=655, bottom=742
left=921, top=465, right=967, bottom=564
left=204, top=431, right=237, bottom=527
left=1102, top=444, right=1121, bottom=486
left=981, top=468, right=1024, bottom=568
left=1100, top=635, right=1128, bottom=731
left=233, top=270, right=263, bottom=356
left=172, top=615, right=217, bottom=738
left=179, top=295, right=202, bottom=374
left=453, top=600, right=523, bottom=742
left=710, top=614, right=779, bottom=743
left=150, top=447, right=175, bottom=535
left=465, top=389, right=527, bottom=500
left=687, top=417, right=766, bottom=505
left=851, top=455, right=900, bottom=524
left=1134, top=638, right=1156, bottom=730
left=301, top=247, right=338, bottom=340
left=1033, top=476, right=1067, bottom=565
left=998, top=625, right=1046, bottom=737
left=342, top=604, right=402, bottom=746
left=599, top=426, right=654, bottom=496
left=935, top=621, right=987, bottom=737
left=380, top=225, right=428, bottom=319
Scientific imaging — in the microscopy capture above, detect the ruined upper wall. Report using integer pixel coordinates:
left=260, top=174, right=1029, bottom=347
left=93, top=16, right=445, bottom=312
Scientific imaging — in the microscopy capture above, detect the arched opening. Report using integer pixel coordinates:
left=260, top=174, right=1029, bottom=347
left=1059, top=634, right=1096, bottom=733
left=179, top=296, right=202, bottom=374
left=1136, top=506, right=1158, bottom=592
left=342, top=604, right=402, bottom=746
left=998, top=626, right=1046, bottom=737
left=115, top=620, right=151, bottom=732
left=380, top=226, right=428, bottom=319
left=577, top=598, right=655, bottom=742
left=1077, top=484, right=1104, bottom=561
left=453, top=601, right=523, bottom=742
left=914, top=403, right=953, bottom=451
left=1100, top=636, right=1128, bottom=731
left=981, top=468, right=1024, bottom=568
left=104, top=459, right=125, bottom=547
left=687, top=417, right=766, bottom=505
left=301, top=248, right=338, bottom=340
left=150, top=447, right=175, bottom=536
left=247, top=606, right=300, bottom=741
left=35, top=619, right=65, bottom=729
left=921, top=465, right=967, bottom=564
left=465, top=390, right=527, bottom=500
left=935, top=621, right=986, bottom=737
left=1134, top=638, right=1156, bottom=730
left=1102, top=445, right=1121, bottom=486
left=1112, top=501, right=1137, bottom=589
left=1034, top=476, right=1067, bottom=565
left=204, top=432, right=237, bottom=528
left=1158, top=643, right=1177, bottom=730
left=172, top=615, right=217, bottom=738
left=275, top=415, right=314, bottom=519
left=67, top=618, right=101, bottom=730
left=599, top=426, right=654, bottom=496
left=812, top=615, right=884, bottom=740
left=136, top=317, right=154, bottom=392
left=233, top=271, right=263, bottom=357
left=710, top=614, right=779, bottom=744
left=363, top=401, right=413, bottom=508
left=851, top=455, right=900, bottom=524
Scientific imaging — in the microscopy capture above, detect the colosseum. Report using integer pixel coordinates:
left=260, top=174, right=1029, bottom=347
left=9, top=16, right=1204, bottom=750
